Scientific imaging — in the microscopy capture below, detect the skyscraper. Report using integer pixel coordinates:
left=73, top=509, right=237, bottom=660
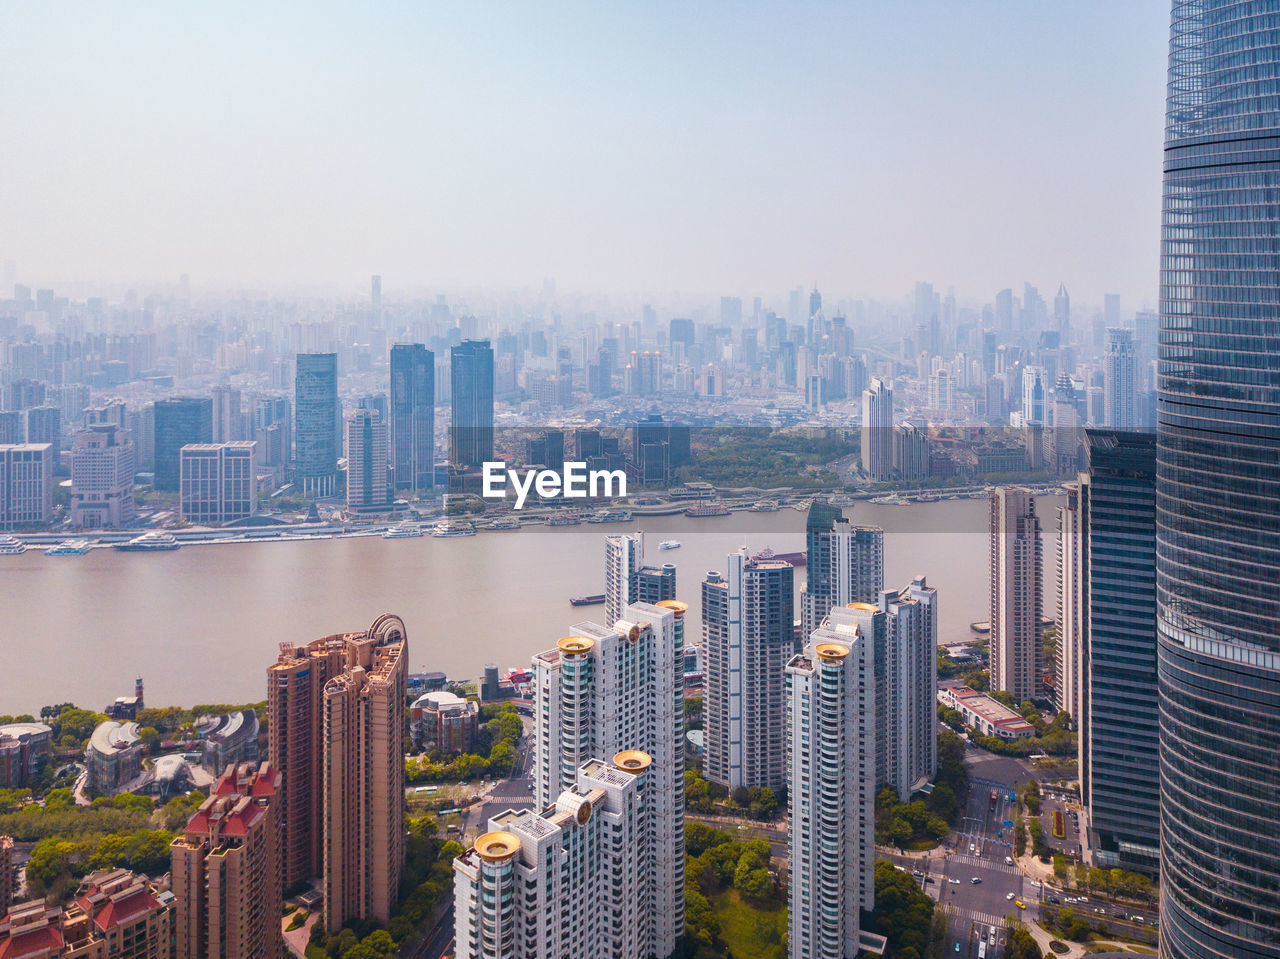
left=449, top=340, right=494, bottom=469
left=69, top=424, right=136, bottom=528
left=389, top=344, right=434, bottom=490
left=1104, top=328, right=1136, bottom=430
left=1080, top=430, right=1158, bottom=875
left=800, top=499, right=885, bottom=640
left=154, top=397, right=212, bottom=492
left=1056, top=484, right=1084, bottom=721
left=1021, top=365, right=1047, bottom=424
left=989, top=487, right=1042, bottom=703
left=211, top=386, right=244, bottom=443
left=266, top=614, right=407, bottom=929
left=345, top=409, right=390, bottom=512
left=860, top=378, right=893, bottom=481
left=1157, top=5, right=1280, bottom=954
left=0, top=443, right=52, bottom=530
left=879, top=576, right=939, bottom=801
left=1054, top=282, right=1070, bottom=340
left=703, top=549, right=795, bottom=790
left=179, top=442, right=258, bottom=525
left=294, top=353, right=340, bottom=496
left=786, top=607, right=877, bottom=959
left=171, top=762, right=282, bottom=959
left=604, top=531, right=676, bottom=625
left=528, top=602, right=685, bottom=954
left=454, top=754, right=672, bottom=959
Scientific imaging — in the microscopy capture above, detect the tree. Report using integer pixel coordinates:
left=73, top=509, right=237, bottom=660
left=1006, top=926, right=1045, bottom=959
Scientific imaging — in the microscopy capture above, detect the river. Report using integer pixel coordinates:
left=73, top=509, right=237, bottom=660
left=0, top=495, right=1064, bottom=714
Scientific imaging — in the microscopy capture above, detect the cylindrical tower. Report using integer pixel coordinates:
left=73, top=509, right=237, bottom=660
left=1158, top=3, right=1280, bottom=957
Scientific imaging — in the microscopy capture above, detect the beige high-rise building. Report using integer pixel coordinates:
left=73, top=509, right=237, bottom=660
left=266, top=614, right=407, bottom=932
left=171, top=762, right=282, bottom=959
left=989, top=487, right=1043, bottom=703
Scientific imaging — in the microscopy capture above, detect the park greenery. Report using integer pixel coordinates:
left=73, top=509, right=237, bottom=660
left=680, top=822, right=785, bottom=959
left=866, top=859, right=948, bottom=958
left=876, top=731, right=968, bottom=849
left=1005, top=925, right=1046, bottom=959
left=685, top=770, right=780, bottom=820
left=404, top=702, right=522, bottom=784
left=673, top=428, right=854, bottom=489
left=0, top=788, right=204, bottom=902
left=306, top=815, right=461, bottom=959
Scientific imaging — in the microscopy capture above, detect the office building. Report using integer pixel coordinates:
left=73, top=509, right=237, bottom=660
left=389, top=344, right=434, bottom=490
left=1080, top=431, right=1158, bottom=875
left=410, top=691, right=478, bottom=753
left=266, top=615, right=407, bottom=930
left=345, top=410, right=390, bottom=513
left=786, top=608, right=879, bottom=959
left=84, top=722, right=143, bottom=797
left=154, top=398, right=213, bottom=492
left=604, top=531, right=677, bottom=625
left=70, top=425, right=136, bottom=528
left=894, top=423, right=929, bottom=481
left=1157, top=7, right=1280, bottom=954
left=1103, top=328, right=1135, bottom=430
left=1056, top=485, right=1084, bottom=722
left=454, top=754, right=675, bottom=959
left=879, top=576, right=939, bottom=800
left=0, top=443, right=52, bottom=530
left=172, top=762, right=281, bottom=959
left=529, top=603, right=685, bottom=956
left=295, top=353, right=340, bottom=496
left=703, top=549, right=795, bottom=790
left=180, top=442, right=257, bottom=525
left=211, top=386, right=244, bottom=443
left=0, top=722, right=52, bottom=790
left=937, top=685, right=1036, bottom=739
left=23, top=406, right=60, bottom=457
left=449, top=340, right=494, bottom=469
left=800, top=499, right=884, bottom=640
left=860, top=378, right=893, bottom=481
left=989, top=487, right=1042, bottom=703
left=1022, top=366, right=1047, bottom=424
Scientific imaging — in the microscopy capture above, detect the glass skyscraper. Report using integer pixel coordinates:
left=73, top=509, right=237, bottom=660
left=389, top=343, right=434, bottom=490
left=294, top=353, right=340, bottom=496
left=448, top=340, right=494, bottom=470
left=1158, top=3, right=1280, bottom=956
left=153, top=397, right=212, bottom=492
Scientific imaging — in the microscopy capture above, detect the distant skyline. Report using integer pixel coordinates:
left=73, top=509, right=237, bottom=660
left=0, top=2, right=1168, bottom=306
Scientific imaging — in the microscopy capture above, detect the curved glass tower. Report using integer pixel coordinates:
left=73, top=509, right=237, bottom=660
left=1158, top=3, right=1280, bottom=958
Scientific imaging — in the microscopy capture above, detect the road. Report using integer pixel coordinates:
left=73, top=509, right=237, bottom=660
left=401, top=903, right=454, bottom=959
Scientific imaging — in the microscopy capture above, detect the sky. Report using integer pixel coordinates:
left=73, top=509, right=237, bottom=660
left=0, top=2, right=1171, bottom=308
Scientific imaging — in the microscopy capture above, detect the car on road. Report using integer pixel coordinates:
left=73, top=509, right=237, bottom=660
left=949, top=878, right=960, bottom=884
left=1006, top=892, right=1015, bottom=900
left=971, top=877, right=982, bottom=884
left=1015, top=899, right=1026, bottom=909
left=1005, top=856, right=1013, bottom=865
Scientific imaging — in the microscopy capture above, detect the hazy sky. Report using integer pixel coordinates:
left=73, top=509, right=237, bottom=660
left=0, top=2, right=1169, bottom=306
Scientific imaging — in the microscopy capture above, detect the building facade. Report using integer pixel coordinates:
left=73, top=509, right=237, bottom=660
left=1056, top=484, right=1084, bottom=722
left=1080, top=431, right=1159, bottom=875
left=880, top=576, right=938, bottom=800
left=454, top=754, right=671, bottom=959
left=266, top=615, right=407, bottom=930
left=860, top=378, right=893, bottom=481
left=179, top=442, right=257, bottom=525
left=1104, top=328, right=1136, bottom=430
left=345, top=409, right=390, bottom=513
left=389, top=344, right=435, bottom=490
left=1157, top=5, right=1280, bottom=955
left=786, top=608, right=877, bottom=959
left=171, top=762, right=281, bottom=959
left=153, top=398, right=212, bottom=492
left=0, top=443, right=52, bottom=530
left=989, top=487, right=1043, bottom=703
left=0, top=723, right=52, bottom=790
left=84, top=722, right=143, bottom=797
left=604, top=531, right=677, bottom=625
left=800, top=499, right=885, bottom=640
left=703, top=549, right=795, bottom=790
left=410, top=691, right=478, bottom=753
left=529, top=602, right=685, bottom=955
left=449, top=340, right=494, bottom=470
left=294, top=353, right=340, bottom=496
left=70, top=425, right=136, bottom=528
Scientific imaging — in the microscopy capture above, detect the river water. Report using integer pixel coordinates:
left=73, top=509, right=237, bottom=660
left=0, top=496, right=1063, bottom=714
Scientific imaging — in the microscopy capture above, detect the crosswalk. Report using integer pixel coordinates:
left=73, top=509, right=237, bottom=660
left=938, top=904, right=1011, bottom=929
left=948, top=853, right=1020, bottom=875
